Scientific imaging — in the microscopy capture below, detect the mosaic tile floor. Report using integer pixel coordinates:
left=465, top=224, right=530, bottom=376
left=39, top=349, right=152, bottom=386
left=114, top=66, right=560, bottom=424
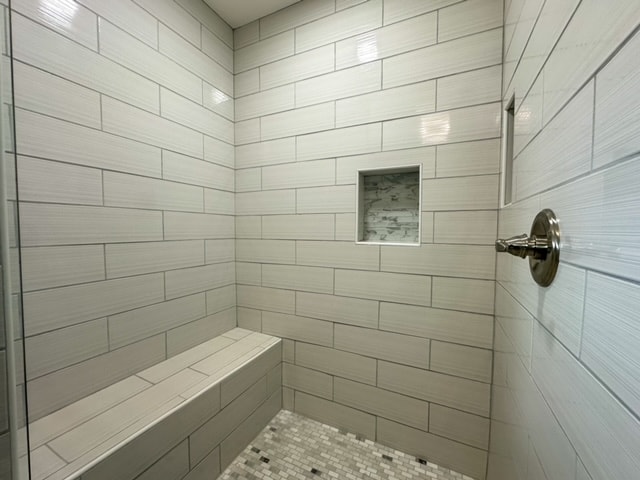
left=221, top=410, right=475, bottom=480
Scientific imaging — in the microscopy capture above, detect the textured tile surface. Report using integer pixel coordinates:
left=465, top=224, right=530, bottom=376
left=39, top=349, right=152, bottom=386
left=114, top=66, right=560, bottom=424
left=221, top=410, right=476, bottom=480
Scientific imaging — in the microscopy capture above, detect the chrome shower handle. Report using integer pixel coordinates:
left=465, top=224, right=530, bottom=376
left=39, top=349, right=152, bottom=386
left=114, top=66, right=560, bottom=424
left=495, top=233, right=549, bottom=260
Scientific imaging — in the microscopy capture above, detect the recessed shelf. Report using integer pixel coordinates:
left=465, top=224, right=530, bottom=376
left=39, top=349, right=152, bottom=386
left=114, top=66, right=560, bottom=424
left=356, top=165, right=422, bottom=246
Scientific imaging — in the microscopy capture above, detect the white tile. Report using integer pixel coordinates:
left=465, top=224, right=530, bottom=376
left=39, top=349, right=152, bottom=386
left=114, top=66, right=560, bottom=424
left=14, top=61, right=101, bottom=128
left=379, top=302, right=493, bottom=349
left=20, top=203, right=162, bottom=247
left=436, top=138, right=500, bottom=178
left=296, top=241, right=379, bottom=270
left=383, top=103, right=501, bottom=151
left=296, top=62, right=381, bottom=108
left=22, top=245, right=105, bottom=292
left=13, top=0, right=98, bottom=48
left=206, top=285, right=236, bottom=314
left=295, top=0, right=382, bottom=53
left=236, top=190, right=296, bottom=215
left=263, top=312, right=333, bottom=347
left=381, top=244, right=496, bottom=280
left=432, top=277, right=495, bottom=315
left=29, top=375, right=150, bottom=448
left=237, top=285, right=295, bottom=314
left=236, top=239, right=295, bottom=264
left=335, top=213, right=356, bottom=241
left=99, top=19, right=202, bottom=104
left=582, top=273, right=640, bottom=416
left=163, top=212, right=234, bottom=240
left=163, top=151, right=234, bottom=191
left=205, top=239, right=235, bottom=264
left=334, top=377, right=429, bottom=430
left=236, top=262, right=261, bottom=286
left=296, top=342, right=375, bottom=384
left=594, top=30, right=640, bottom=168
left=236, top=85, right=294, bottom=121
left=383, top=0, right=460, bottom=25
left=236, top=137, right=296, bottom=168
left=234, top=21, right=259, bottom=49
left=107, top=241, right=204, bottom=279
left=378, top=361, right=490, bottom=417
left=235, top=31, right=294, bottom=73
left=202, top=27, right=234, bottom=73
left=237, top=308, right=262, bottom=331
left=336, top=81, right=435, bottom=128
left=236, top=216, right=262, bottom=239
left=260, top=0, right=335, bottom=39
left=135, top=0, right=200, bottom=46
left=165, top=262, right=235, bottom=300
left=513, top=70, right=544, bottom=157
left=235, top=68, right=260, bottom=98
left=202, top=82, right=234, bottom=121
left=25, top=319, right=108, bottom=380
left=295, top=392, right=376, bottom=439
left=204, top=189, right=234, bottom=215
left=422, top=175, right=499, bottom=211
left=336, top=147, right=435, bottom=184
left=377, top=419, right=487, bottom=479
left=335, top=269, right=430, bottom=306
left=78, top=0, right=158, bottom=48
left=103, top=171, right=203, bottom=212
left=542, top=0, right=640, bottom=124
left=16, top=109, right=161, bottom=178
left=23, top=273, right=164, bottom=336
left=262, top=215, right=335, bottom=240
left=30, top=445, right=67, bottom=480
left=17, top=156, right=102, bottom=206
left=102, top=97, right=202, bottom=159
left=429, top=404, right=490, bottom=450
left=204, top=135, right=235, bottom=168
left=430, top=341, right=492, bottom=383
left=283, top=363, right=332, bottom=400
left=109, top=294, right=205, bottom=349
left=167, top=308, right=236, bottom=356
left=513, top=81, right=593, bottom=201
left=161, top=88, right=233, bottom=144
left=136, top=441, right=189, bottom=480
left=434, top=211, right=497, bottom=245
left=260, top=45, right=335, bottom=90
left=175, top=0, right=233, bottom=47
left=260, top=102, right=335, bottom=141
left=236, top=168, right=261, bottom=192
left=541, top=156, right=640, bottom=283
left=262, top=159, right=335, bottom=190
left=437, top=65, right=502, bottom=111
left=297, top=186, right=355, bottom=213
left=159, top=25, right=232, bottom=95
left=532, top=323, right=640, bottom=480
left=383, top=28, right=502, bottom=89
left=13, top=14, right=158, bottom=113
left=336, top=12, right=437, bottom=69
left=296, top=292, right=378, bottom=329
left=262, top=265, right=334, bottom=294
left=336, top=0, right=367, bottom=10
left=235, top=118, right=261, bottom=145
left=335, top=324, right=429, bottom=368
left=438, top=0, right=503, bottom=42
left=27, top=336, right=164, bottom=424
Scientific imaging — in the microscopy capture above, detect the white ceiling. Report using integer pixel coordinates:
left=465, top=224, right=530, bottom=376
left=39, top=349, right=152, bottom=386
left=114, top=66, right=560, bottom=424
left=204, top=0, right=301, bottom=28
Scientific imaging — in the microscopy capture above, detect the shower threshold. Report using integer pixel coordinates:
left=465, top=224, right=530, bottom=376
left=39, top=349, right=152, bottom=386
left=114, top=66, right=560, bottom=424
left=221, top=410, right=476, bottom=480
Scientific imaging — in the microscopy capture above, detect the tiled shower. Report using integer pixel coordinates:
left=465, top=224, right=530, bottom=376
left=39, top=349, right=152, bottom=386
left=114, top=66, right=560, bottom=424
left=0, top=0, right=638, bottom=479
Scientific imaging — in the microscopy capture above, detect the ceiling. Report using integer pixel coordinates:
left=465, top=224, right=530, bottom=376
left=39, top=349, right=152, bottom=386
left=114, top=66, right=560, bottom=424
left=204, top=0, right=301, bottom=28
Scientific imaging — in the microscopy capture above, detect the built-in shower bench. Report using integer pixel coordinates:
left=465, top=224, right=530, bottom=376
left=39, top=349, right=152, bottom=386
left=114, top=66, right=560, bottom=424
left=26, top=328, right=282, bottom=480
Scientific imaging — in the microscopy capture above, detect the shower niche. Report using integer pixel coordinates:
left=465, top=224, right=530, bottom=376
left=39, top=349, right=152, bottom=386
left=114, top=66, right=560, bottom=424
left=356, top=165, right=422, bottom=246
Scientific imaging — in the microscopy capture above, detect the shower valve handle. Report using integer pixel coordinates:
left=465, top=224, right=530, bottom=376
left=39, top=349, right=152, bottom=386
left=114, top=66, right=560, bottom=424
left=495, top=233, right=549, bottom=260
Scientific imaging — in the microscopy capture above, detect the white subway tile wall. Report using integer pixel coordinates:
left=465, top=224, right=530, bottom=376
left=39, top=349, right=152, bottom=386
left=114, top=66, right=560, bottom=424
left=13, top=0, right=236, bottom=423
left=490, top=1, right=640, bottom=480
left=233, top=1, right=502, bottom=478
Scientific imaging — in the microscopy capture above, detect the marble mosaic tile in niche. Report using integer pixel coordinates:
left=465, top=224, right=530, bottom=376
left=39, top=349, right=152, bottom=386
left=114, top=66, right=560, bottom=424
left=363, top=172, right=420, bottom=243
